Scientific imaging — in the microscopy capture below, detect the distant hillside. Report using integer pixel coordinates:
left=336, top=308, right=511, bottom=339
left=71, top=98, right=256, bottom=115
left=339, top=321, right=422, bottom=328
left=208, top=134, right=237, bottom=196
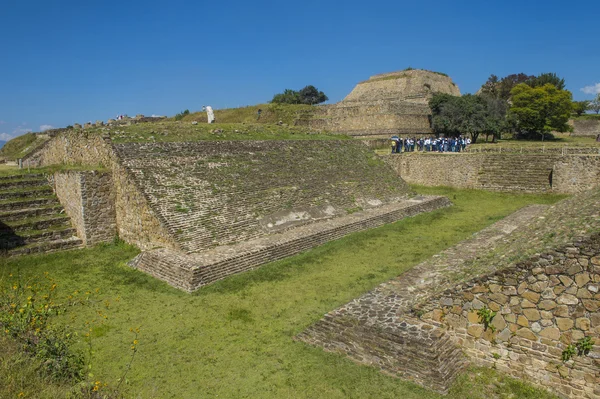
left=0, top=140, right=6, bottom=149
left=173, top=103, right=317, bottom=125
left=0, top=133, right=51, bottom=161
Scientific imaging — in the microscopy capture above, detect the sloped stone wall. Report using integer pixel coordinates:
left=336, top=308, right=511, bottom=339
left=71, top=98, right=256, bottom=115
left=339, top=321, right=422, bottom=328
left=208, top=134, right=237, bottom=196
left=114, top=140, right=413, bottom=253
left=50, top=171, right=116, bottom=245
left=417, top=234, right=600, bottom=398
left=131, top=196, right=450, bottom=291
left=384, top=153, right=600, bottom=193
left=572, top=120, right=600, bottom=137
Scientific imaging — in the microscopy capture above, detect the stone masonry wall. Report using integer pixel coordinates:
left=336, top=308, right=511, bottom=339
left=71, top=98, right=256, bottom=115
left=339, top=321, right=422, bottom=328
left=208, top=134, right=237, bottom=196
left=572, top=120, right=600, bottom=137
left=384, top=153, right=600, bottom=194
left=114, top=140, right=413, bottom=254
left=417, top=234, right=600, bottom=398
left=35, top=131, right=177, bottom=251
left=50, top=171, right=117, bottom=245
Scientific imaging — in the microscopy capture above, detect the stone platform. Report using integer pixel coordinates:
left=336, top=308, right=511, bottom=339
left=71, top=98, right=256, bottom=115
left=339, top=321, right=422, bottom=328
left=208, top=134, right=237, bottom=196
left=296, top=204, right=549, bottom=393
left=129, top=195, right=451, bottom=292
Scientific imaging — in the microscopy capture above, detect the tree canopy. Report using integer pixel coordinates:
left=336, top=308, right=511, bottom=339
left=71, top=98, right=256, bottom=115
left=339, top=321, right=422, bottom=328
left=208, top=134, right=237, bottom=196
left=527, top=73, right=566, bottom=91
left=572, top=100, right=590, bottom=116
left=480, top=73, right=534, bottom=100
left=429, top=93, right=508, bottom=143
left=271, top=85, right=328, bottom=105
left=508, top=83, right=573, bottom=140
left=590, top=94, right=600, bottom=114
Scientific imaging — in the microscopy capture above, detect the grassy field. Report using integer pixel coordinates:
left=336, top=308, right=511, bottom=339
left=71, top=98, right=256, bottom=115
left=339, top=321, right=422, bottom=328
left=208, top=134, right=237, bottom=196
left=471, top=132, right=599, bottom=149
left=108, top=121, right=341, bottom=144
left=0, top=132, right=51, bottom=161
left=0, top=186, right=565, bottom=399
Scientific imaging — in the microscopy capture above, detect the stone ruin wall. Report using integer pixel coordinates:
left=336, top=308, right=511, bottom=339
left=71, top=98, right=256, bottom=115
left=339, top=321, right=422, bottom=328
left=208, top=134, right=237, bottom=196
left=345, top=69, right=461, bottom=104
left=384, top=153, right=600, bottom=194
left=417, top=234, right=600, bottom=398
left=307, top=70, right=459, bottom=136
left=572, top=120, right=600, bottom=137
left=113, top=140, right=414, bottom=254
left=35, top=130, right=177, bottom=251
left=48, top=171, right=116, bottom=246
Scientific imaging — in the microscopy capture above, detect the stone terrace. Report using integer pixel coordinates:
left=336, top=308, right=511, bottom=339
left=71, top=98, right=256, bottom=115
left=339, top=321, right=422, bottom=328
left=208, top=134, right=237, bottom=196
left=130, top=195, right=450, bottom=291
left=114, top=140, right=413, bottom=253
left=298, top=187, right=600, bottom=395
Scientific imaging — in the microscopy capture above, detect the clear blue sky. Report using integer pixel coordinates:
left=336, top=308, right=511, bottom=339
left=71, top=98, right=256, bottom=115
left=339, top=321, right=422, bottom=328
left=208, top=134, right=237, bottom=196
left=1, top=0, right=598, bottom=140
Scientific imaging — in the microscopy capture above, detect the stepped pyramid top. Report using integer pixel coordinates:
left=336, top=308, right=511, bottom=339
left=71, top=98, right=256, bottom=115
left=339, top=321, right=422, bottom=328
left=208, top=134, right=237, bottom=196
left=343, top=69, right=461, bottom=104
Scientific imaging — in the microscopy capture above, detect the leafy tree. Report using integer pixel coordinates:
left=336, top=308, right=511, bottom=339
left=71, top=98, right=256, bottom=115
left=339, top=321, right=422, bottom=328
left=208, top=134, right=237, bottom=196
left=480, top=95, right=509, bottom=142
left=298, top=85, right=328, bottom=105
left=590, top=94, right=600, bottom=114
left=430, top=93, right=509, bottom=143
left=271, top=86, right=328, bottom=105
left=480, top=73, right=535, bottom=100
left=572, top=100, right=590, bottom=116
left=527, top=73, right=566, bottom=90
left=271, top=89, right=301, bottom=104
left=509, top=83, right=573, bottom=140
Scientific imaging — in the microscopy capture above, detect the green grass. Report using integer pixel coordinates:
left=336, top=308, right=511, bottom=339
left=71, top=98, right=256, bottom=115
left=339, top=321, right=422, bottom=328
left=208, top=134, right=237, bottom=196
left=108, top=121, right=343, bottom=144
left=0, top=164, right=107, bottom=178
left=175, top=103, right=317, bottom=125
left=448, top=367, right=558, bottom=399
left=0, top=133, right=51, bottom=161
left=473, top=132, right=600, bottom=148
left=572, top=113, right=600, bottom=120
left=0, top=187, right=565, bottom=398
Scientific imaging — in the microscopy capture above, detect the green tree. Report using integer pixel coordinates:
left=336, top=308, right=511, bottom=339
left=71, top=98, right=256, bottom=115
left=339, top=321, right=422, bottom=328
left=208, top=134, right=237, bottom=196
left=572, top=100, right=590, bottom=116
left=527, top=73, right=566, bottom=90
left=298, top=85, right=328, bottom=105
left=480, top=73, right=534, bottom=100
left=271, top=89, right=301, bottom=104
left=509, top=83, right=573, bottom=140
left=430, top=93, right=509, bottom=143
left=271, top=86, right=328, bottom=105
left=590, top=94, right=600, bottom=114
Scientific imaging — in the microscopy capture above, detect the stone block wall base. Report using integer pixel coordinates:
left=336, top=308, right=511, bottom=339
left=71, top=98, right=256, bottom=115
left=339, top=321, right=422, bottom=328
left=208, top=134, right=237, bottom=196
left=296, top=316, right=468, bottom=394
left=129, top=195, right=451, bottom=292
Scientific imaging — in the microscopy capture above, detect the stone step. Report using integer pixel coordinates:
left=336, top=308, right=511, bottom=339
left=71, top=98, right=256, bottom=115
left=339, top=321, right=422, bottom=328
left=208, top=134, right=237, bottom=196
left=0, top=178, right=48, bottom=191
left=5, top=237, right=84, bottom=257
left=0, top=173, right=45, bottom=182
left=0, top=227, right=78, bottom=248
left=0, top=186, right=53, bottom=200
left=0, top=214, right=71, bottom=233
left=0, top=197, right=60, bottom=212
left=0, top=205, right=64, bottom=222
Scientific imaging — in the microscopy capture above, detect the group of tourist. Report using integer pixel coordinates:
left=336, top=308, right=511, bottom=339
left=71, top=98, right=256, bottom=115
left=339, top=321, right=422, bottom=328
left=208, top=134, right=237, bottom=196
left=390, top=136, right=471, bottom=154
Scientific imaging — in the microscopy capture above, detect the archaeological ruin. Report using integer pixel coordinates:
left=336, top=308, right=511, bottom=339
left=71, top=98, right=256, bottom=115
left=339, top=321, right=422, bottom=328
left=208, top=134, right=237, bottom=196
left=1, top=68, right=599, bottom=398
left=305, top=69, right=461, bottom=138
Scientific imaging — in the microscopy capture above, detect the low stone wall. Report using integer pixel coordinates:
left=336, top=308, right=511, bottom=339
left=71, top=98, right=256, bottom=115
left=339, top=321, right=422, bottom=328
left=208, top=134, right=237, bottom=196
left=572, top=120, right=600, bottom=137
left=50, top=171, right=116, bottom=246
left=417, top=234, right=600, bottom=398
left=384, top=153, right=600, bottom=194
left=34, top=131, right=177, bottom=251
left=130, top=196, right=451, bottom=292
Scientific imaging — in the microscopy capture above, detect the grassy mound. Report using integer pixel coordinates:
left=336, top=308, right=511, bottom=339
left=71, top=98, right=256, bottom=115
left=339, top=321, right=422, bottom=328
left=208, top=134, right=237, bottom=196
left=0, top=133, right=51, bottom=161
left=108, top=121, right=341, bottom=144
left=173, top=103, right=317, bottom=125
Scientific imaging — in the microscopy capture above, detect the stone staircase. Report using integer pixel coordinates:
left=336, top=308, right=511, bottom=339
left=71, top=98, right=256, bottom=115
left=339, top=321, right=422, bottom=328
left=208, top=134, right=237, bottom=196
left=476, top=155, right=558, bottom=193
left=0, top=174, right=83, bottom=256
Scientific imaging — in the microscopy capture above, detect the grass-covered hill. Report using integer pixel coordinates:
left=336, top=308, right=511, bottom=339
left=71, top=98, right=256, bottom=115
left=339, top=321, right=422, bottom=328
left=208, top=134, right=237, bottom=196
left=0, top=132, right=51, bottom=161
left=171, top=103, right=316, bottom=125
left=0, top=104, right=329, bottom=157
